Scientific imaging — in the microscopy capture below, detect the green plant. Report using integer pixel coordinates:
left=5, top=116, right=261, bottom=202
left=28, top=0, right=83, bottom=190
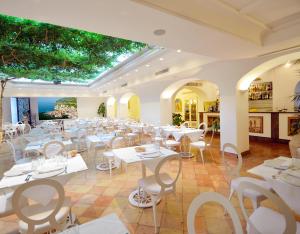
left=172, top=113, right=184, bottom=126
left=97, top=103, right=106, bottom=117
left=211, top=118, right=220, bottom=131
left=0, top=14, right=146, bottom=83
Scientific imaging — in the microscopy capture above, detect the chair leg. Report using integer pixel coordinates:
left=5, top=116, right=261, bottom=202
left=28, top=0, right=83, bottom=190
left=200, top=149, right=205, bottom=165
left=152, top=196, right=158, bottom=234
left=109, top=159, right=112, bottom=176
left=228, top=188, right=234, bottom=201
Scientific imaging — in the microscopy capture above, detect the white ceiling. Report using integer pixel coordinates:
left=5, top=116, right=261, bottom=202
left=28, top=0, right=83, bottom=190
left=0, top=0, right=299, bottom=61
left=1, top=0, right=300, bottom=96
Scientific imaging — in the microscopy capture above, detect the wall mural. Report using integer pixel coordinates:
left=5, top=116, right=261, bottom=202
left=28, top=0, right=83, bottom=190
left=38, top=97, right=77, bottom=120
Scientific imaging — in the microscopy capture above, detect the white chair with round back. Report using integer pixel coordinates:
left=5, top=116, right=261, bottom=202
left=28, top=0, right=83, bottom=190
left=43, top=141, right=65, bottom=159
left=12, top=178, right=71, bottom=234
left=198, top=122, right=207, bottom=140
left=237, top=181, right=299, bottom=234
left=223, top=143, right=272, bottom=210
left=189, top=128, right=215, bottom=164
left=187, top=192, right=243, bottom=234
left=138, top=154, right=182, bottom=233
left=97, top=137, right=126, bottom=175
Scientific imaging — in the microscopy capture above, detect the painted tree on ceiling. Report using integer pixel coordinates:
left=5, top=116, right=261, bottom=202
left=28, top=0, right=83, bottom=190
left=0, top=14, right=146, bottom=83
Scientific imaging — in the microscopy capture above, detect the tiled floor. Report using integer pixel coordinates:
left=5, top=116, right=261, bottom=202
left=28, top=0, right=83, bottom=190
left=0, top=138, right=290, bottom=234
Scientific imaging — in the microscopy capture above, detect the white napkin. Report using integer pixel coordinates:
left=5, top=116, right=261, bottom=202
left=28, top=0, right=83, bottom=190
left=286, top=169, right=300, bottom=179
left=263, top=158, right=291, bottom=170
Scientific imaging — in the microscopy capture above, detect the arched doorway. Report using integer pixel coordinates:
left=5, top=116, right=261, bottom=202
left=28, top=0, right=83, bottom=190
left=106, top=96, right=117, bottom=118
left=119, top=92, right=141, bottom=121
left=161, top=79, right=220, bottom=129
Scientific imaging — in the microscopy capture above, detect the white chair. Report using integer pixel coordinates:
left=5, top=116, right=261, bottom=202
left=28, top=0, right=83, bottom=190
left=198, top=122, right=207, bottom=140
left=187, top=192, right=243, bottom=234
left=181, top=121, right=189, bottom=128
left=12, top=179, right=71, bottom=234
left=0, top=190, right=28, bottom=219
left=97, top=137, right=126, bottom=175
left=24, top=124, right=31, bottom=134
left=73, top=129, right=87, bottom=152
left=189, top=129, right=215, bottom=164
left=43, top=141, right=65, bottom=159
left=138, top=154, right=182, bottom=233
left=3, top=141, right=33, bottom=164
left=237, top=181, right=299, bottom=234
left=223, top=143, right=272, bottom=210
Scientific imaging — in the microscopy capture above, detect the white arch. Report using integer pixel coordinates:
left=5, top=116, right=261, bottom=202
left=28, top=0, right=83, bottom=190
left=106, top=96, right=117, bottom=118
left=237, top=51, right=300, bottom=91
left=119, top=92, right=136, bottom=104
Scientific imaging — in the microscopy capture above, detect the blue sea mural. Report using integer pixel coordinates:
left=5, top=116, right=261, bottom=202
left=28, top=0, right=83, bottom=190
left=38, top=97, right=77, bottom=120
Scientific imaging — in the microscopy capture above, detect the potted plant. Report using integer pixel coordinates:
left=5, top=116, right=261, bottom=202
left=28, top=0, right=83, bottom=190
left=97, top=102, right=106, bottom=117
left=172, top=113, right=184, bottom=126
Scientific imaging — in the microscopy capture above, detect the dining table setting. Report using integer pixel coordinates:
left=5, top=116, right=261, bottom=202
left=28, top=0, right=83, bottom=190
left=248, top=156, right=300, bottom=215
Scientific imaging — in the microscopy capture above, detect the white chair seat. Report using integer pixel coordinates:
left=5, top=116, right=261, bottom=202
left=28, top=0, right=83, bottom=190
left=19, top=197, right=71, bottom=233
left=248, top=206, right=300, bottom=234
left=231, top=177, right=272, bottom=199
left=190, top=141, right=205, bottom=148
left=165, top=140, right=180, bottom=147
left=138, top=173, right=174, bottom=195
left=127, top=133, right=137, bottom=137
left=103, top=151, right=114, bottom=158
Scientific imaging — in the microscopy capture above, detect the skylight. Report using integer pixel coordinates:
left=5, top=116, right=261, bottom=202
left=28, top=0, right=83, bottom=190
left=0, top=14, right=146, bottom=84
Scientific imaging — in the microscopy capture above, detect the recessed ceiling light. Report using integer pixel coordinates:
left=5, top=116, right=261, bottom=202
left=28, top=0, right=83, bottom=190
left=177, top=49, right=182, bottom=53
left=135, top=69, right=138, bottom=72
left=146, top=64, right=150, bottom=67
left=153, top=29, right=166, bottom=36
left=126, top=73, right=130, bottom=76
left=284, top=61, right=292, bottom=68
left=159, top=57, right=164, bottom=61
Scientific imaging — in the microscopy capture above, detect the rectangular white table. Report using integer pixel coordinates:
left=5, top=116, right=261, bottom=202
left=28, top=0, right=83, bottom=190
left=0, top=155, right=88, bottom=189
left=113, top=144, right=178, bottom=207
left=248, top=156, right=300, bottom=215
left=59, top=213, right=130, bottom=234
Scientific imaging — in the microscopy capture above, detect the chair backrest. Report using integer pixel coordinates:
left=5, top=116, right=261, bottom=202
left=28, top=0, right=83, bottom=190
left=43, top=141, right=65, bottom=158
left=237, top=181, right=296, bottom=234
left=12, top=179, right=65, bottom=234
left=111, top=137, right=126, bottom=149
left=1, top=140, right=17, bottom=162
left=181, top=122, right=189, bottom=128
left=24, top=124, right=31, bottom=134
left=198, top=122, right=208, bottom=138
left=187, top=192, right=243, bottom=234
left=222, top=143, right=242, bottom=178
left=154, top=154, right=182, bottom=196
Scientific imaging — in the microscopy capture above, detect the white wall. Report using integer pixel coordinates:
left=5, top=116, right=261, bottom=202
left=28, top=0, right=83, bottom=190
left=77, top=97, right=105, bottom=119
left=2, top=97, right=12, bottom=124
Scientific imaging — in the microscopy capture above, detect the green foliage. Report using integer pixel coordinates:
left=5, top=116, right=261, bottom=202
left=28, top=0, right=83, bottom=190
left=97, top=102, right=106, bottom=117
left=0, top=14, right=146, bottom=82
left=55, top=97, right=77, bottom=108
left=172, top=113, right=184, bottom=126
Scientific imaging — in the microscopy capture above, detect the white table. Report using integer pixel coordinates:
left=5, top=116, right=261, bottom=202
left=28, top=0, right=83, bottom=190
left=155, top=126, right=203, bottom=142
left=113, top=144, right=178, bottom=207
left=25, top=139, right=73, bottom=152
left=248, top=156, right=300, bottom=215
left=0, top=155, right=88, bottom=189
left=59, top=213, right=130, bottom=234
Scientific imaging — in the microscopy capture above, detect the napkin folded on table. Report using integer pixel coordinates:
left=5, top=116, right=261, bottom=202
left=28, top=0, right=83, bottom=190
left=263, top=158, right=291, bottom=170
left=286, top=169, right=300, bottom=179
left=37, top=165, right=64, bottom=174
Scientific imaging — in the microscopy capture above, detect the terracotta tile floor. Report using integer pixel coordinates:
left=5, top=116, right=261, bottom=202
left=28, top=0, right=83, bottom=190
left=0, top=138, right=290, bottom=234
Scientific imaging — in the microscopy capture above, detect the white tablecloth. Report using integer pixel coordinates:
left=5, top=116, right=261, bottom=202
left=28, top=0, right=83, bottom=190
left=113, top=144, right=178, bottom=172
left=157, top=126, right=203, bottom=142
left=59, top=213, right=130, bottom=234
left=86, top=134, right=115, bottom=149
left=25, top=139, right=73, bottom=152
left=0, top=155, right=88, bottom=189
left=248, top=156, right=300, bottom=214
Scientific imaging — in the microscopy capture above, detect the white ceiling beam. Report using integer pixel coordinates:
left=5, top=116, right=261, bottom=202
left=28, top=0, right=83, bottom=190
left=216, top=0, right=269, bottom=30
left=239, top=0, right=264, bottom=13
